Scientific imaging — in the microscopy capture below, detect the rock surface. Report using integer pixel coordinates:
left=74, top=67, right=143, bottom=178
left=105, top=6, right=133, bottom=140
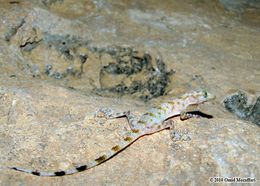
left=0, top=0, right=259, bottom=185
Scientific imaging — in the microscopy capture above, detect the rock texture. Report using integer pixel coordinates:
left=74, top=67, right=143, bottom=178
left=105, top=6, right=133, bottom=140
left=224, top=91, right=260, bottom=125
left=0, top=0, right=259, bottom=185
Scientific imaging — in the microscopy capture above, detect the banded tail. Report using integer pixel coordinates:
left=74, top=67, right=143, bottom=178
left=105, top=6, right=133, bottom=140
left=8, top=132, right=141, bottom=176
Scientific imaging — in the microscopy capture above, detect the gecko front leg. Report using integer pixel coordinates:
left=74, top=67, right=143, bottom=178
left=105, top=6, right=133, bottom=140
left=162, top=119, right=176, bottom=141
left=163, top=119, right=181, bottom=151
left=180, top=105, right=201, bottom=120
left=180, top=111, right=203, bottom=120
left=162, top=119, right=181, bottom=143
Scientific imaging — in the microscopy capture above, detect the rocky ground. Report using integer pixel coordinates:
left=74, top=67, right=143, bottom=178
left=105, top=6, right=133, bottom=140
left=0, top=0, right=259, bottom=185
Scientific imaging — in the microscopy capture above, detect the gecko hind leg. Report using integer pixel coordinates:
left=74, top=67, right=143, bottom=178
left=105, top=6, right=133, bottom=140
left=107, top=111, right=139, bottom=132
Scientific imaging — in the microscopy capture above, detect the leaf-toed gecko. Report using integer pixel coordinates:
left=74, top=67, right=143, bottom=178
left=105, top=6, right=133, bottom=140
left=8, top=89, right=215, bottom=176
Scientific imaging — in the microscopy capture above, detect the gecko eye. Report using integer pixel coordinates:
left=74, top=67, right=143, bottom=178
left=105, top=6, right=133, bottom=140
left=203, top=91, right=208, bottom=98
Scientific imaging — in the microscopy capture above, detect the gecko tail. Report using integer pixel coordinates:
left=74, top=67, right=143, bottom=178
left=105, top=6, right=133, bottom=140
left=8, top=132, right=141, bottom=177
left=7, top=166, right=78, bottom=176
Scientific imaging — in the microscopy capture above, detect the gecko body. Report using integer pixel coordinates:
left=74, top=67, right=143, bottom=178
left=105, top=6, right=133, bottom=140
left=8, top=89, right=215, bottom=176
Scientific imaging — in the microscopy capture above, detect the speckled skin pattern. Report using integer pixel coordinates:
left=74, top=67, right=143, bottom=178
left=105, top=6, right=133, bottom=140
left=8, top=90, right=215, bottom=176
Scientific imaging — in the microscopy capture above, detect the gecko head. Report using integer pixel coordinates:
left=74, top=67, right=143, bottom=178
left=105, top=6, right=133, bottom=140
left=182, top=90, right=216, bottom=105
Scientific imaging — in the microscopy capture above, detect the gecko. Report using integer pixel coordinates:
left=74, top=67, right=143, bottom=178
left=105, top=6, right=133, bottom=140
left=8, top=89, right=215, bottom=176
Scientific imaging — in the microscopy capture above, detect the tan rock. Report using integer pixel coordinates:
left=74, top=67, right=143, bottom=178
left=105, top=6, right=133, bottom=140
left=0, top=0, right=259, bottom=185
left=0, top=76, right=259, bottom=185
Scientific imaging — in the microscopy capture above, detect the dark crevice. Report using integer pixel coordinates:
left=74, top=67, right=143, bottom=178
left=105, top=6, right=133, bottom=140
left=4, top=19, right=25, bottom=42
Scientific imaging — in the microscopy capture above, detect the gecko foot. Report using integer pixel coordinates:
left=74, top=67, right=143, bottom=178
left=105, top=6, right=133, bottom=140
left=94, top=107, right=114, bottom=125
